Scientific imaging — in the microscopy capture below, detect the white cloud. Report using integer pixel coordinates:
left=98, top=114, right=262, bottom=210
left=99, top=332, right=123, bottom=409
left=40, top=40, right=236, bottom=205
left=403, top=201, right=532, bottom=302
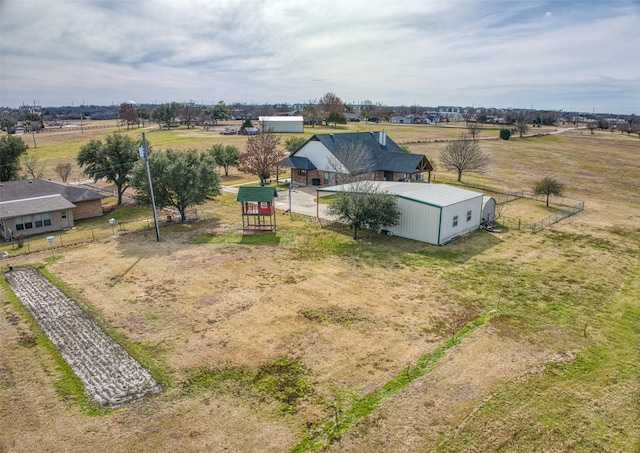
left=1, top=0, right=638, bottom=113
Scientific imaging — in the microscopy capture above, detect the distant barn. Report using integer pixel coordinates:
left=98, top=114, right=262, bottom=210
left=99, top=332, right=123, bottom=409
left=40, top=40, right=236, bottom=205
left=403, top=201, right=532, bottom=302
left=259, top=116, right=304, bottom=133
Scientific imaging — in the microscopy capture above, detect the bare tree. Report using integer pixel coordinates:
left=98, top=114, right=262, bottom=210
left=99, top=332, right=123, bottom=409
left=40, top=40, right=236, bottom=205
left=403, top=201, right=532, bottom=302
left=118, top=103, right=139, bottom=129
left=318, top=92, right=345, bottom=124
left=54, top=162, right=73, bottom=183
left=302, top=99, right=321, bottom=127
left=181, top=101, right=203, bottom=129
left=467, top=122, right=481, bottom=140
left=532, top=177, right=565, bottom=207
left=238, top=131, right=285, bottom=186
left=586, top=121, right=598, bottom=135
left=22, top=156, right=44, bottom=179
left=439, top=134, right=490, bottom=182
left=327, top=141, right=376, bottom=185
left=516, top=119, right=529, bottom=138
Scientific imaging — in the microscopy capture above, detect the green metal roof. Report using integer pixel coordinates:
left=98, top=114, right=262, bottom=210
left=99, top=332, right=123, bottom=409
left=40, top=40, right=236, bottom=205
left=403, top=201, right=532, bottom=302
left=236, top=186, right=278, bottom=202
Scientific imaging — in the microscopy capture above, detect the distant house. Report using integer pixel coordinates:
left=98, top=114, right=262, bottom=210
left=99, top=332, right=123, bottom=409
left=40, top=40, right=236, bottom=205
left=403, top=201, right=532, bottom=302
left=390, top=116, right=415, bottom=124
left=318, top=181, right=484, bottom=245
left=258, top=116, right=304, bottom=133
left=236, top=186, right=278, bottom=232
left=0, top=179, right=105, bottom=240
left=278, top=131, right=433, bottom=187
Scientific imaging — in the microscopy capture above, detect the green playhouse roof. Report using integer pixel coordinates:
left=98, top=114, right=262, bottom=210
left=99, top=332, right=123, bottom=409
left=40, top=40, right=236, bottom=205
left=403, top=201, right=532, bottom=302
left=236, top=186, right=278, bottom=202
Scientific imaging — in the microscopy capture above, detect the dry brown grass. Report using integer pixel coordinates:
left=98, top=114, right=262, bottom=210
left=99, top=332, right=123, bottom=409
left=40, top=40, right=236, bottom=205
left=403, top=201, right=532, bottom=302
left=1, top=125, right=639, bottom=452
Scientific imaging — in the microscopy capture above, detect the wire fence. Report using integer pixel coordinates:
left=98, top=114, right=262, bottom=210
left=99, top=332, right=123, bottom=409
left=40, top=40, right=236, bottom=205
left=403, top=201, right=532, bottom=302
left=531, top=201, right=585, bottom=233
left=0, top=210, right=203, bottom=259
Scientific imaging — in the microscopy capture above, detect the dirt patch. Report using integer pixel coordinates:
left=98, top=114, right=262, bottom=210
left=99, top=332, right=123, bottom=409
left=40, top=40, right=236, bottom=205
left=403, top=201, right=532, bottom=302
left=3, top=267, right=161, bottom=407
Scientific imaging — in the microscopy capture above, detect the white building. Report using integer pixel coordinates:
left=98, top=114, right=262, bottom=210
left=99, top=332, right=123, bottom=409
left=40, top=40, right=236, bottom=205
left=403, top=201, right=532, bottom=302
left=317, top=181, right=484, bottom=245
left=258, top=116, right=304, bottom=133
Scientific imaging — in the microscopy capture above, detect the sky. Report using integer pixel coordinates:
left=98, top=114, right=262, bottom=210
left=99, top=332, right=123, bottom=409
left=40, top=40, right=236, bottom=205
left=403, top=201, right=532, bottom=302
left=1, top=0, right=639, bottom=114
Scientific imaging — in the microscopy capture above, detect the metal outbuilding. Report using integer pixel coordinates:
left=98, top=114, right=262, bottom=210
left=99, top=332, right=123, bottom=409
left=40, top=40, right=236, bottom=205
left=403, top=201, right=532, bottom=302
left=259, top=116, right=304, bottom=133
left=317, top=181, right=484, bottom=245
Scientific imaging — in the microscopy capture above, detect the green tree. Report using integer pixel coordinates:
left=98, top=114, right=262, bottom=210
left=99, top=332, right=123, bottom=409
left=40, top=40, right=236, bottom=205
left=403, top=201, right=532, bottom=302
left=1, top=118, right=17, bottom=131
left=207, top=101, right=232, bottom=125
left=284, top=136, right=307, bottom=154
left=77, top=133, right=139, bottom=205
left=326, top=111, right=347, bottom=128
left=0, top=135, right=29, bottom=181
left=532, top=177, right=565, bottom=207
left=439, top=134, right=490, bottom=181
left=238, top=132, right=285, bottom=186
left=239, top=119, right=254, bottom=133
left=131, top=148, right=221, bottom=221
left=208, top=144, right=240, bottom=176
left=326, top=181, right=401, bottom=240
left=136, top=107, right=150, bottom=126
left=500, top=128, right=511, bottom=140
left=151, top=102, right=180, bottom=129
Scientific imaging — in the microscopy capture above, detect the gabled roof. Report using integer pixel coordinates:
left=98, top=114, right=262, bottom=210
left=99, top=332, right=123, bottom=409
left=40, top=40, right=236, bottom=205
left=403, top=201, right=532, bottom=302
left=287, top=131, right=433, bottom=174
left=279, top=155, right=317, bottom=170
left=236, top=186, right=278, bottom=202
left=0, top=195, right=76, bottom=219
left=0, top=179, right=105, bottom=203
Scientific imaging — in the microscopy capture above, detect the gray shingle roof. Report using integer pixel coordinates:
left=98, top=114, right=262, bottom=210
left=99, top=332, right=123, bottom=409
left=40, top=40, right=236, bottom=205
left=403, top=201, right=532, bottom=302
left=279, top=155, right=317, bottom=170
left=0, top=195, right=76, bottom=218
left=0, top=179, right=104, bottom=203
left=291, top=131, right=433, bottom=175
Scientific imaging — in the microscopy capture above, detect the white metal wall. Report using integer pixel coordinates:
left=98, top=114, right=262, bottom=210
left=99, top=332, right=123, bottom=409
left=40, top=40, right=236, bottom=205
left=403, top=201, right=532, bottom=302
left=262, top=120, right=303, bottom=133
left=439, top=196, right=483, bottom=244
left=385, top=195, right=483, bottom=245
left=387, top=197, right=441, bottom=245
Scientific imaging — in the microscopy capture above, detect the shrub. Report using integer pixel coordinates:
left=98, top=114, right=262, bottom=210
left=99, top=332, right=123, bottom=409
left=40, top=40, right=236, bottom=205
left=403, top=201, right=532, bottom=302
left=500, top=128, right=511, bottom=140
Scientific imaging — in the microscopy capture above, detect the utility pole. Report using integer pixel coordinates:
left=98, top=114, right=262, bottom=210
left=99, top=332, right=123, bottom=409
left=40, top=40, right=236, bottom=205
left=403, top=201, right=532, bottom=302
left=139, top=133, right=161, bottom=242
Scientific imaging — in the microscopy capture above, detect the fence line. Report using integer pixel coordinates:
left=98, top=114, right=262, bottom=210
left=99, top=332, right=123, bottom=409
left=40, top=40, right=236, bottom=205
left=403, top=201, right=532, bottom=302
left=1, top=210, right=203, bottom=259
left=531, top=201, right=585, bottom=233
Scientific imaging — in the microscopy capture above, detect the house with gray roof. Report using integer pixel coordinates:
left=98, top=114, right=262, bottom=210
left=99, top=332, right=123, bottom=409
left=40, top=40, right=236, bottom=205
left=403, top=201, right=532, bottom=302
left=278, top=130, right=433, bottom=187
left=0, top=179, right=105, bottom=240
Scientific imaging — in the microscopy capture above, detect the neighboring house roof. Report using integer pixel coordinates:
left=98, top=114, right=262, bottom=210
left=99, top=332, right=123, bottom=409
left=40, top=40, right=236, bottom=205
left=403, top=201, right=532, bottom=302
left=0, top=179, right=105, bottom=204
left=236, top=186, right=278, bottom=202
left=258, top=116, right=304, bottom=122
left=281, top=131, right=433, bottom=174
left=317, top=181, right=483, bottom=208
left=0, top=194, right=76, bottom=219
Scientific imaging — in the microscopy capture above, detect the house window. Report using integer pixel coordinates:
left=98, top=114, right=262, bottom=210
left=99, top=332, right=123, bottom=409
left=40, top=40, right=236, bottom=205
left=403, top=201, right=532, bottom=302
left=34, top=213, right=52, bottom=228
left=466, top=210, right=472, bottom=222
left=61, top=211, right=67, bottom=219
left=260, top=202, right=268, bottom=209
left=452, top=215, right=459, bottom=227
left=298, top=169, right=307, bottom=176
left=324, top=172, right=330, bottom=184
left=14, top=216, right=34, bottom=230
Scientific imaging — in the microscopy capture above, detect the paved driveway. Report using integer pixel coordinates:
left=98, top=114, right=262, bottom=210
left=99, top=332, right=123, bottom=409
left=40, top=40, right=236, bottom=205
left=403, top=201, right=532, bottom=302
left=223, top=183, right=334, bottom=220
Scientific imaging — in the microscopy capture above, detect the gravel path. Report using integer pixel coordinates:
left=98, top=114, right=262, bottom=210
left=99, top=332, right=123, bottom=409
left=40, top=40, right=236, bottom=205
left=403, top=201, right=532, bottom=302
left=4, top=267, right=161, bottom=407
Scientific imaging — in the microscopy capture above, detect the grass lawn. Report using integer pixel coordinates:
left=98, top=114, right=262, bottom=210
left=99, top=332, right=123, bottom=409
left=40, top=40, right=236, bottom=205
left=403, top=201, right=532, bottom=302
left=0, top=126, right=638, bottom=452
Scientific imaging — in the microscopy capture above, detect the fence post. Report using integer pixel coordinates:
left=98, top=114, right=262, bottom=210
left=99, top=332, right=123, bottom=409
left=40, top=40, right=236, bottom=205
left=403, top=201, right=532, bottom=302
left=518, top=218, right=521, bottom=230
